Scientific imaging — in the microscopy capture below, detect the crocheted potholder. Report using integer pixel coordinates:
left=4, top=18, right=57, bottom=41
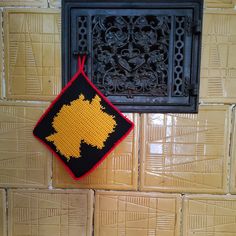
left=33, top=55, right=134, bottom=180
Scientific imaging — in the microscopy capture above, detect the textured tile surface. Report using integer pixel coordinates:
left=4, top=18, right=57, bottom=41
left=200, top=10, right=236, bottom=103
left=230, top=107, right=236, bottom=193
left=49, top=0, right=61, bottom=8
left=140, top=105, right=231, bottom=193
left=8, top=189, right=94, bottom=236
left=0, top=102, right=51, bottom=188
left=95, top=191, right=181, bottom=236
left=205, top=0, right=236, bottom=8
left=53, top=113, right=139, bottom=190
left=0, top=189, right=6, bottom=236
left=0, top=0, right=47, bottom=7
left=4, top=9, right=61, bottom=101
left=183, top=195, right=236, bottom=236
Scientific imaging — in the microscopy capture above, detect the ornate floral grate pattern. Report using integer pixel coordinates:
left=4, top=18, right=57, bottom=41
left=92, top=16, right=171, bottom=98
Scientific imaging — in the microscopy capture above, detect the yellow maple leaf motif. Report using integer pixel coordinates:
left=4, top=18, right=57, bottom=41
left=46, top=94, right=117, bottom=161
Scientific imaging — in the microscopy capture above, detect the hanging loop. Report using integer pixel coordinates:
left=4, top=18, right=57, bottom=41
left=77, top=54, right=87, bottom=72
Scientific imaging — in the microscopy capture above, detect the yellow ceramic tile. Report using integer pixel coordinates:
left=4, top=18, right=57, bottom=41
left=0, top=0, right=47, bottom=7
left=95, top=191, right=181, bottom=236
left=0, top=101, right=51, bottom=188
left=49, top=0, right=61, bottom=8
left=230, top=107, right=236, bottom=193
left=183, top=195, right=236, bottom=236
left=140, top=105, right=231, bottom=193
left=0, top=189, right=6, bottom=236
left=53, top=113, right=139, bottom=190
left=4, top=9, right=61, bottom=101
left=205, top=0, right=236, bottom=8
left=200, top=10, right=236, bottom=104
left=8, top=189, right=94, bottom=236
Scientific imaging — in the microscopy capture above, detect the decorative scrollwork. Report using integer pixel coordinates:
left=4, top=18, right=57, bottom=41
left=92, top=15, right=171, bottom=98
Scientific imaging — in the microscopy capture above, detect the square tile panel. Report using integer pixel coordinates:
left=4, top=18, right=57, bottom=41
left=8, top=189, right=94, bottom=236
left=140, top=105, right=231, bottom=193
left=0, top=0, right=47, bottom=7
left=205, top=0, right=236, bottom=8
left=4, top=9, right=61, bottom=101
left=95, top=191, right=181, bottom=236
left=183, top=195, right=236, bottom=236
left=0, top=189, right=6, bottom=236
left=53, top=113, right=139, bottom=190
left=230, top=107, right=236, bottom=193
left=200, top=10, right=236, bottom=104
left=49, top=0, right=61, bottom=8
left=0, top=102, right=51, bottom=188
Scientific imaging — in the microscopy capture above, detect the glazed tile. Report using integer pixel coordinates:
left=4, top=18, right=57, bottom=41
left=53, top=113, right=139, bottom=190
left=4, top=9, right=61, bottom=101
left=49, top=0, right=61, bottom=8
left=230, top=107, right=236, bottom=193
left=0, top=0, right=47, bottom=7
left=200, top=10, right=236, bottom=104
left=0, top=189, right=6, bottom=236
left=0, top=101, right=51, bottom=188
left=140, top=105, right=231, bottom=193
left=8, top=189, right=94, bottom=236
left=95, top=191, right=181, bottom=236
left=205, top=0, right=236, bottom=8
left=183, top=195, right=236, bottom=236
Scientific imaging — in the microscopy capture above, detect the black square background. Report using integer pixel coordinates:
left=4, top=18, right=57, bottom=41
left=33, top=73, right=133, bottom=179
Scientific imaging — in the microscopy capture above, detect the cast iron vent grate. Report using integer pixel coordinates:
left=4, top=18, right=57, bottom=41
left=62, top=0, right=203, bottom=113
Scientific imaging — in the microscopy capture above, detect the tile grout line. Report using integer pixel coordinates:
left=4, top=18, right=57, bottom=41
left=5, top=188, right=8, bottom=236
left=225, top=105, right=233, bottom=194
left=179, top=194, right=185, bottom=236
left=228, top=105, right=236, bottom=193
left=137, top=113, right=142, bottom=192
left=92, top=189, right=96, bottom=236
left=48, top=154, right=53, bottom=190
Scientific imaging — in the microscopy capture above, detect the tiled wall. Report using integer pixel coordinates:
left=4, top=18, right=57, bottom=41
left=0, top=1, right=236, bottom=236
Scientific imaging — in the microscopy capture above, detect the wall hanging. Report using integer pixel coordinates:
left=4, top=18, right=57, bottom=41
left=33, top=55, right=134, bottom=180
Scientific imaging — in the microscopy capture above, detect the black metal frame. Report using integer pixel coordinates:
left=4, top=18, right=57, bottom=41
left=62, top=0, right=203, bottom=113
